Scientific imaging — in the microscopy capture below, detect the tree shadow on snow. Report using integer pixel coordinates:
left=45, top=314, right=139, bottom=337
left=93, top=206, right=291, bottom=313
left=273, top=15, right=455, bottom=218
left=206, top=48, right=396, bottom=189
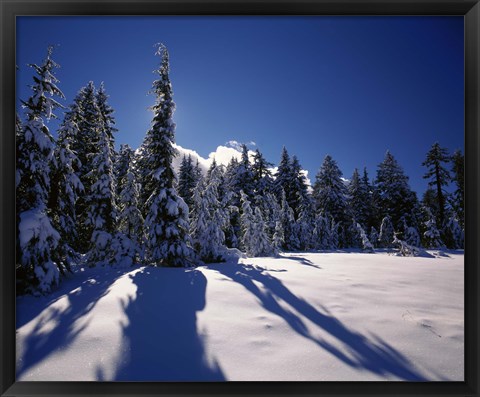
left=111, top=267, right=225, bottom=381
left=16, top=268, right=129, bottom=379
left=210, top=263, right=428, bottom=381
left=278, top=254, right=322, bottom=269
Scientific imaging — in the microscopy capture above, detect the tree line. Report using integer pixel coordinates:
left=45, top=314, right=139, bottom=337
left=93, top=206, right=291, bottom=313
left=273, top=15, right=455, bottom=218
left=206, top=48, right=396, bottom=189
left=16, top=45, right=464, bottom=294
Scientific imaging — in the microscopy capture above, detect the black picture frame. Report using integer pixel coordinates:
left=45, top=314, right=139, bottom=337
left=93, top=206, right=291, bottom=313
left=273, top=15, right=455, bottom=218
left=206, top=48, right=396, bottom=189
left=1, top=1, right=478, bottom=396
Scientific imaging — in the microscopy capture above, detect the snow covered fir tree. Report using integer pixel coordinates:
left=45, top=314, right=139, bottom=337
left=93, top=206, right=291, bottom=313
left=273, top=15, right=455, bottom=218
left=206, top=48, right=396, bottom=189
left=16, top=46, right=66, bottom=294
left=15, top=44, right=465, bottom=295
left=139, top=43, right=194, bottom=267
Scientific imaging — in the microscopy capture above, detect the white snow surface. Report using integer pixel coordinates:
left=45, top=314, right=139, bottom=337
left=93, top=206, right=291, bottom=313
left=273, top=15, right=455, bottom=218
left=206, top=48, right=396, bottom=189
left=16, top=250, right=464, bottom=381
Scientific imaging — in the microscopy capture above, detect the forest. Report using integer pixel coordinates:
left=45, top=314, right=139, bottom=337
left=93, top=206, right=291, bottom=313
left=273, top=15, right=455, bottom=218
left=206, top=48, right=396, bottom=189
left=16, top=44, right=465, bottom=295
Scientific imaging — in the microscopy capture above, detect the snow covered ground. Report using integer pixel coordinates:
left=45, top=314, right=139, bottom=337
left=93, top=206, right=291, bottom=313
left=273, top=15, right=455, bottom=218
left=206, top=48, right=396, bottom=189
left=16, top=250, right=464, bottom=381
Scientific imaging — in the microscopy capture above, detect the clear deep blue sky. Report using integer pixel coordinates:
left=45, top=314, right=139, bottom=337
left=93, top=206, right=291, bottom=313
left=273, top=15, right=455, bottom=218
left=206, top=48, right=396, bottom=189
left=16, top=16, right=464, bottom=195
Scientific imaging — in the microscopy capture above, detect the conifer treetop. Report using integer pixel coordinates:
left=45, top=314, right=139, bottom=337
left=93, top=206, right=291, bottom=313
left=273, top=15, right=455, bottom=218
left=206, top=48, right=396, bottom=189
left=22, top=45, right=65, bottom=121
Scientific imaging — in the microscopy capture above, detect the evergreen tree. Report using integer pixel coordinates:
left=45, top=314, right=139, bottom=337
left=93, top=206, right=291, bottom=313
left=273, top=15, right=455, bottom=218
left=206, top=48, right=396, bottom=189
left=16, top=113, right=25, bottom=276
left=251, top=207, right=274, bottom=257
left=240, top=190, right=255, bottom=254
left=274, top=148, right=308, bottom=219
left=378, top=215, right=395, bottom=248
left=15, top=114, right=25, bottom=189
left=401, top=218, right=421, bottom=248
left=297, top=193, right=316, bottom=250
left=348, top=168, right=371, bottom=227
left=114, top=148, right=144, bottom=266
left=290, top=155, right=310, bottom=219
left=190, top=184, right=208, bottom=259
left=361, top=167, right=375, bottom=228
left=178, top=154, right=199, bottom=212
left=96, top=82, right=117, bottom=157
left=443, top=213, right=464, bottom=249
left=240, top=191, right=273, bottom=257
left=312, top=155, right=348, bottom=244
left=356, top=223, right=374, bottom=252
left=369, top=227, right=379, bottom=249
left=421, top=188, right=440, bottom=220
left=16, top=46, right=65, bottom=293
left=251, top=149, right=274, bottom=196
left=68, top=82, right=108, bottom=250
left=256, top=192, right=281, bottom=239
left=115, top=144, right=135, bottom=198
left=329, top=218, right=340, bottom=249
left=312, top=214, right=332, bottom=250
left=233, top=144, right=255, bottom=200
left=251, top=149, right=277, bottom=240
left=85, top=105, right=118, bottom=266
left=422, top=142, right=451, bottom=227
left=422, top=207, right=444, bottom=248
left=190, top=167, right=228, bottom=262
left=272, top=220, right=285, bottom=254
left=49, top=109, right=85, bottom=268
left=223, top=157, right=242, bottom=247
left=70, top=82, right=100, bottom=181
left=274, top=146, right=292, bottom=200
left=78, top=91, right=117, bottom=239
left=223, top=193, right=240, bottom=249
left=206, top=158, right=217, bottom=182
left=207, top=160, right=227, bottom=204
left=278, top=189, right=300, bottom=251
left=225, top=156, right=240, bottom=183
left=374, top=151, right=418, bottom=229
left=451, top=150, right=464, bottom=227
left=346, top=218, right=362, bottom=248
left=141, top=44, right=194, bottom=267
left=193, top=158, right=203, bottom=183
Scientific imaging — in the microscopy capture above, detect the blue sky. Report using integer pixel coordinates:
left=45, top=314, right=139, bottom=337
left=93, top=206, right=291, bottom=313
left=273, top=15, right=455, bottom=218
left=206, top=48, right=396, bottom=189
left=16, top=16, right=464, bottom=195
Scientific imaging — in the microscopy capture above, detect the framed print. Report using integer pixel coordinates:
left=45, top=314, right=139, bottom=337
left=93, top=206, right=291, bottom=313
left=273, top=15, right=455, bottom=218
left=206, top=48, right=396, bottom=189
left=1, top=1, right=479, bottom=396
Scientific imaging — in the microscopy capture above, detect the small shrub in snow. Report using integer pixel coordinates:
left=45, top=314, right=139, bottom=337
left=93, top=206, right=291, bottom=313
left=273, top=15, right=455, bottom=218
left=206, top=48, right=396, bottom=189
left=392, top=233, right=420, bottom=257
left=356, top=223, right=374, bottom=253
left=423, top=208, right=444, bottom=249
left=403, top=223, right=421, bottom=248
left=378, top=216, right=395, bottom=248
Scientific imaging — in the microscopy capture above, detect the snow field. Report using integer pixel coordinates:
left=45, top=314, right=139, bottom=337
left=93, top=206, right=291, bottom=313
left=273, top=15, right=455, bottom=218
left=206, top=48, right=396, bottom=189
left=16, top=251, right=463, bottom=381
